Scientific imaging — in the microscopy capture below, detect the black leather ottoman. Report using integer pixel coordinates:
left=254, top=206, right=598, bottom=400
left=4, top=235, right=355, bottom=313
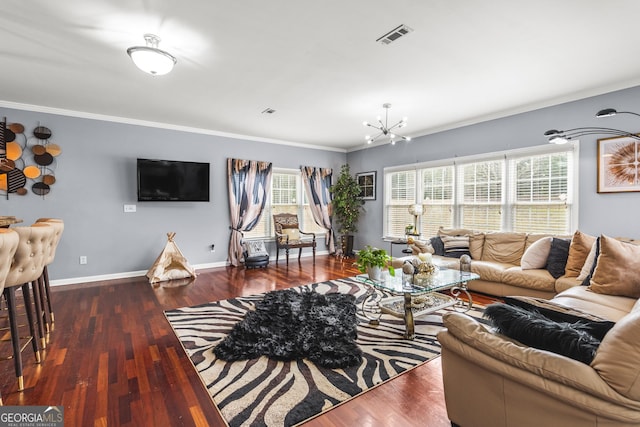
left=244, top=254, right=269, bottom=269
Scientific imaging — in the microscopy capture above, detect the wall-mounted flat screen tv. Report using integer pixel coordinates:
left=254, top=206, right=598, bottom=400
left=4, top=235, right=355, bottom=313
left=137, top=158, right=210, bottom=202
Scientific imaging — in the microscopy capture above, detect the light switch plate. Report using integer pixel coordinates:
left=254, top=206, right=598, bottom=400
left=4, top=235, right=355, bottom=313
left=124, top=204, right=137, bottom=213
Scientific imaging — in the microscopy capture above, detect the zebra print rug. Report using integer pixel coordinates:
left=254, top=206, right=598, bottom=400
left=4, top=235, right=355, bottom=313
left=165, top=277, right=485, bottom=427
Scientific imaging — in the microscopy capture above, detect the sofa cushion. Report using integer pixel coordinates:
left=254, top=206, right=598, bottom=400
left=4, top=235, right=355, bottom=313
left=438, top=227, right=473, bottom=237
left=441, top=235, right=471, bottom=258
left=481, top=232, right=527, bottom=265
left=565, top=231, right=597, bottom=277
left=545, top=238, right=571, bottom=279
left=501, top=267, right=556, bottom=293
left=469, top=233, right=485, bottom=260
left=520, top=236, right=552, bottom=270
left=555, top=275, right=580, bottom=293
left=470, top=260, right=512, bottom=283
left=591, top=310, right=640, bottom=400
left=552, top=286, right=636, bottom=322
left=590, top=235, right=640, bottom=298
left=483, top=303, right=601, bottom=364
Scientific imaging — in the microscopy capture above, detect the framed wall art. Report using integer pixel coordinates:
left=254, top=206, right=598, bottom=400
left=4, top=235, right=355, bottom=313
left=356, top=171, right=376, bottom=200
left=597, top=135, right=640, bottom=193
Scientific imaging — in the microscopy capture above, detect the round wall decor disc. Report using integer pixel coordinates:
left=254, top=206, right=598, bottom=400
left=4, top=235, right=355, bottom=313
left=0, top=159, right=15, bottom=172
left=6, top=142, right=22, bottom=160
left=45, top=143, right=62, bottom=156
left=8, top=123, right=24, bottom=134
left=33, top=126, right=52, bottom=140
left=32, top=145, right=46, bottom=155
left=4, top=129, right=15, bottom=142
left=32, top=182, right=50, bottom=196
left=23, top=165, right=41, bottom=179
left=34, top=152, right=54, bottom=166
left=16, top=188, right=28, bottom=195
left=42, top=174, right=56, bottom=185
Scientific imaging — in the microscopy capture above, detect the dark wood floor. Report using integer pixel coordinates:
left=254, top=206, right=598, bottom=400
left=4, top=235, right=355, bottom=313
left=0, top=255, right=497, bottom=426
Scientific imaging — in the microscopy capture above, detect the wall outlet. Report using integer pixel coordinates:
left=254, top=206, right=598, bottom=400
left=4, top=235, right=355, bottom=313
left=79, top=256, right=88, bottom=265
left=124, top=204, right=137, bottom=213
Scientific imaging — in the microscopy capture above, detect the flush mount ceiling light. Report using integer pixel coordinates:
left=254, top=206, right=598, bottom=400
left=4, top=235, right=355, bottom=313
left=544, top=107, right=640, bottom=144
left=363, top=103, right=411, bottom=145
left=127, top=34, right=177, bottom=76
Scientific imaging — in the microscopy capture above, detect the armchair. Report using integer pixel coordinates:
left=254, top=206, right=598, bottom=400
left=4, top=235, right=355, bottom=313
left=273, top=213, right=316, bottom=265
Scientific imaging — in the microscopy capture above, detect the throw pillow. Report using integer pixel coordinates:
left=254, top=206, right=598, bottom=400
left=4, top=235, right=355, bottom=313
left=503, top=296, right=615, bottom=341
left=577, top=237, right=600, bottom=285
left=244, top=240, right=269, bottom=257
left=520, top=236, right=553, bottom=270
left=430, top=236, right=445, bottom=256
left=438, top=227, right=473, bottom=237
left=282, top=228, right=300, bottom=241
left=565, top=231, right=597, bottom=277
left=483, top=303, right=601, bottom=364
left=590, top=235, right=640, bottom=298
left=441, top=235, right=471, bottom=258
left=545, top=238, right=571, bottom=279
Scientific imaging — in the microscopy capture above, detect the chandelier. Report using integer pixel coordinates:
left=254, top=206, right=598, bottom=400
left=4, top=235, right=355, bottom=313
left=127, top=34, right=177, bottom=76
left=363, top=103, right=411, bottom=145
left=544, top=108, right=640, bottom=143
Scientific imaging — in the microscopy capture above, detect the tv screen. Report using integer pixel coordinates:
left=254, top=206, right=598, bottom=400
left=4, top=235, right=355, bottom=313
left=137, top=158, right=210, bottom=202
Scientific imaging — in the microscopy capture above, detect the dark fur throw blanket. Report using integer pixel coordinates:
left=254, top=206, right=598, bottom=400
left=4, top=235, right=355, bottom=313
left=214, top=289, right=362, bottom=368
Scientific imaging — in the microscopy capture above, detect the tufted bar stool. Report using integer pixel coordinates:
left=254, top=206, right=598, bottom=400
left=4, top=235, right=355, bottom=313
left=3, top=225, right=51, bottom=391
left=35, top=218, right=64, bottom=329
left=0, top=229, right=19, bottom=404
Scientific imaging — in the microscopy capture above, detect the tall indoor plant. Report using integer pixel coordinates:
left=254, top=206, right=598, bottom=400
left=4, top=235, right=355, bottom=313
left=330, top=164, right=364, bottom=257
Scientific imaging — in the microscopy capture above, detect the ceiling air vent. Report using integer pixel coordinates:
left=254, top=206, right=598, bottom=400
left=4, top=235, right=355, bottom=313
left=376, top=24, right=413, bottom=45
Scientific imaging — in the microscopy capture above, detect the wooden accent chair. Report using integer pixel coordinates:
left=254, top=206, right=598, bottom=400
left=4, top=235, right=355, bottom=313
left=273, top=213, right=316, bottom=265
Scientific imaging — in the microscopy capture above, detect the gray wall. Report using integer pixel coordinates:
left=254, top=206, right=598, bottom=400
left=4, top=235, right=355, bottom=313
left=347, top=85, right=640, bottom=250
left=1, top=107, right=346, bottom=282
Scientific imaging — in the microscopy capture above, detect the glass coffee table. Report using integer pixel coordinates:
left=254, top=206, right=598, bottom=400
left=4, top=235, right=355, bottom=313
left=355, top=268, right=480, bottom=339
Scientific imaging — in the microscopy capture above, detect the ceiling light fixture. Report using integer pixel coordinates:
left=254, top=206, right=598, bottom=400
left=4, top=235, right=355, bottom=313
left=127, top=34, right=177, bottom=76
left=544, top=107, right=640, bottom=144
left=363, top=103, right=411, bottom=146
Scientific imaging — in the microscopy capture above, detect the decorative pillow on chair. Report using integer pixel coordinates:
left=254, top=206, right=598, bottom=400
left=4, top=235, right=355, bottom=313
left=282, top=228, right=301, bottom=241
left=244, top=240, right=269, bottom=257
left=483, top=303, right=602, bottom=364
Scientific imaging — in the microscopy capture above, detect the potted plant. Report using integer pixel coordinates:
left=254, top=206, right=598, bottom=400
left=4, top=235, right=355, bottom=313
left=330, top=164, right=364, bottom=257
left=355, top=246, right=395, bottom=281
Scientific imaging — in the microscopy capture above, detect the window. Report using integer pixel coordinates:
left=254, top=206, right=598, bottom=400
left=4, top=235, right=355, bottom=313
left=384, top=143, right=577, bottom=238
left=243, top=169, right=327, bottom=239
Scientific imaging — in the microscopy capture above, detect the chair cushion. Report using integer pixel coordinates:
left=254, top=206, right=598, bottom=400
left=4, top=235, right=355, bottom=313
left=282, top=228, right=300, bottom=241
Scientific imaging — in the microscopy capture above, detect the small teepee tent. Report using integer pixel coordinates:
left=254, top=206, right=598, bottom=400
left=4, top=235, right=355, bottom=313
left=146, top=232, right=197, bottom=284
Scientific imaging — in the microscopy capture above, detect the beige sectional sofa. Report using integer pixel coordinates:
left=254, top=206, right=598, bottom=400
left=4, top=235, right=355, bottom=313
left=437, top=233, right=640, bottom=426
left=395, top=228, right=589, bottom=298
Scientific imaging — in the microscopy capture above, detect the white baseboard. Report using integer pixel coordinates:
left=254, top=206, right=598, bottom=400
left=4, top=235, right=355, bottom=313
left=50, top=250, right=330, bottom=287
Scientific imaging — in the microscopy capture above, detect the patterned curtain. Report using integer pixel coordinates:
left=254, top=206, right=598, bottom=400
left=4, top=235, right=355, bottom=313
left=227, top=158, right=273, bottom=266
left=300, top=166, right=335, bottom=253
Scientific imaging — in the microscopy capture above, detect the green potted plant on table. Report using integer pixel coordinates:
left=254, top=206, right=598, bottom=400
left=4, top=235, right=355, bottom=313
left=355, top=246, right=395, bottom=281
left=330, top=164, right=364, bottom=257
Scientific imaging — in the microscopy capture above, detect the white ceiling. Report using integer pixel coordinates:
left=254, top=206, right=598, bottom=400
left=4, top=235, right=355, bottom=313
left=2, top=0, right=640, bottom=151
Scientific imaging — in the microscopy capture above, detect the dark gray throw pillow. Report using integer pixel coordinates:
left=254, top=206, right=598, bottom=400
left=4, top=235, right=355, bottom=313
left=430, top=236, right=445, bottom=256
left=545, top=238, right=571, bottom=279
left=483, top=303, right=601, bottom=364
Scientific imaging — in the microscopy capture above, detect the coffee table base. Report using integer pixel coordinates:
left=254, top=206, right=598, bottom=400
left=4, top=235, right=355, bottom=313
left=379, top=287, right=473, bottom=339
